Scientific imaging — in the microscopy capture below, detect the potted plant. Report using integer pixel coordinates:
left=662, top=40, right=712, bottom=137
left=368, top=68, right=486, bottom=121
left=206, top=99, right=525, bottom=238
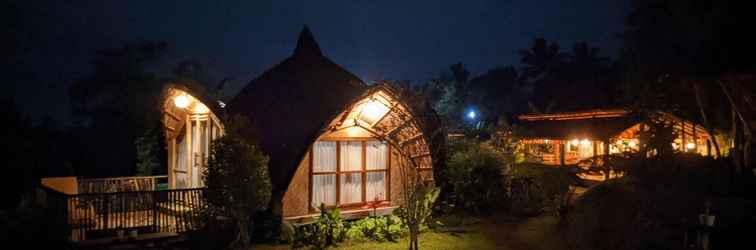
left=116, top=225, right=125, bottom=241
left=698, top=200, right=715, bottom=227
left=129, top=229, right=138, bottom=239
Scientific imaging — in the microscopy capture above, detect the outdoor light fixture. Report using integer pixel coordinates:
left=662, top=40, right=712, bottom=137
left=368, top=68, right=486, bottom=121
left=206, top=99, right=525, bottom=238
left=360, top=99, right=389, bottom=123
left=174, top=95, right=190, bottom=109
left=194, top=103, right=209, bottom=114
left=467, top=110, right=476, bottom=119
left=571, top=139, right=579, bottom=146
left=686, top=142, right=696, bottom=150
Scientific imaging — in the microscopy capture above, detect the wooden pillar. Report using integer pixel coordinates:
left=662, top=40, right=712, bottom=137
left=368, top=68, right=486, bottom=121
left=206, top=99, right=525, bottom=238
left=706, top=139, right=712, bottom=157
left=186, top=114, right=192, bottom=189
left=593, top=140, right=598, bottom=158
left=603, top=138, right=610, bottom=164
left=692, top=125, right=698, bottom=154
left=680, top=121, right=686, bottom=152
left=170, top=138, right=176, bottom=188
left=559, top=140, right=566, bottom=167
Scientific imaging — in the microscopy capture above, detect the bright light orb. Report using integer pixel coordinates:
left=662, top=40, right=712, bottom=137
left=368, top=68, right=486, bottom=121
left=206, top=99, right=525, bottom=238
left=571, top=139, right=579, bottom=146
left=580, top=139, right=591, bottom=146
left=174, top=95, right=190, bottom=109
left=467, top=111, right=476, bottom=119
left=628, top=141, right=637, bottom=147
left=686, top=142, right=695, bottom=150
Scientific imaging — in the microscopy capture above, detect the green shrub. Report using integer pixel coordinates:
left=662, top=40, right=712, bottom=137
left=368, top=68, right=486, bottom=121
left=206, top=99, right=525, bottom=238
left=444, top=144, right=508, bottom=214
left=345, top=215, right=408, bottom=242
left=508, top=163, right=578, bottom=217
left=292, top=205, right=346, bottom=249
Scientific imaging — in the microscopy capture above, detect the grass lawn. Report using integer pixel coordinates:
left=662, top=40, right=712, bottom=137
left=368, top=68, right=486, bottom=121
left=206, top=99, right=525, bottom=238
left=251, top=214, right=564, bottom=250
left=253, top=225, right=495, bottom=250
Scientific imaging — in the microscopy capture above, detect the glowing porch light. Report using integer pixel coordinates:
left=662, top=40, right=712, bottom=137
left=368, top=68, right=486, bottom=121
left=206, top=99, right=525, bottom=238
left=571, top=139, right=579, bottom=146
left=467, top=110, right=476, bottom=119
left=686, top=142, right=696, bottom=150
left=360, top=99, right=389, bottom=124
left=194, top=102, right=209, bottom=114
left=580, top=139, right=591, bottom=146
left=174, top=95, right=190, bottom=109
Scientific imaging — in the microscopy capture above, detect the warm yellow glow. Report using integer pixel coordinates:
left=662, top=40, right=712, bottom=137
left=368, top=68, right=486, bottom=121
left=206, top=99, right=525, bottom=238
left=345, top=126, right=367, bottom=137
left=193, top=102, right=209, bottom=114
left=628, top=140, right=637, bottom=147
left=686, top=142, right=695, bottom=150
left=174, top=95, right=190, bottom=109
left=580, top=139, right=591, bottom=146
left=571, top=139, right=579, bottom=146
left=359, top=99, right=389, bottom=124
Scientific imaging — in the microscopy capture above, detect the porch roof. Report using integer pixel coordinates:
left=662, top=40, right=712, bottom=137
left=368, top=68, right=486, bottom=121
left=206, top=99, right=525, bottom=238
left=518, top=112, right=640, bottom=140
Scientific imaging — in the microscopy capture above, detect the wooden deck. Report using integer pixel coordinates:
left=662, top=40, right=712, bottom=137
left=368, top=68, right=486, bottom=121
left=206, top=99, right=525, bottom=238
left=42, top=181, right=205, bottom=242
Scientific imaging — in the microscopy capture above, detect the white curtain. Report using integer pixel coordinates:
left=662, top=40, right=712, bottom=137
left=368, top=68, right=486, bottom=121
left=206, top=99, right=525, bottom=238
left=340, top=141, right=362, bottom=171
left=366, top=141, right=387, bottom=170
left=312, top=141, right=337, bottom=208
left=176, top=135, right=188, bottom=188
left=340, top=173, right=362, bottom=204
left=313, top=141, right=337, bottom=172
left=366, top=172, right=386, bottom=201
left=312, top=175, right=336, bottom=207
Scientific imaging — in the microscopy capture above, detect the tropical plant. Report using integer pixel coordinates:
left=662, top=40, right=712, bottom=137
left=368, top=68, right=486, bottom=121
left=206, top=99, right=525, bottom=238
left=134, top=128, right=161, bottom=176
left=292, top=204, right=346, bottom=250
left=394, top=184, right=439, bottom=250
left=444, top=143, right=508, bottom=214
left=202, top=116, right=272, bottom=249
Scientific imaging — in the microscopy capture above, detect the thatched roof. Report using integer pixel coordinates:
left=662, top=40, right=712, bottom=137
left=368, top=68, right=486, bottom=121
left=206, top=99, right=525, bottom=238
left=518, top=109, right=641, bottom=140
left=227, top=27, right=367, bottom=194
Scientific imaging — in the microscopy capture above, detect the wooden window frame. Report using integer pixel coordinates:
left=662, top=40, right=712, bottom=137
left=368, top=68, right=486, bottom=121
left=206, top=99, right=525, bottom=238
left=309, top=139, right=391, bottom=212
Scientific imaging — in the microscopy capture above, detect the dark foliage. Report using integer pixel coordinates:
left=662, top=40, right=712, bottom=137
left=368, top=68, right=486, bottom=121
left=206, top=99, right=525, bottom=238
left=443, top=142, right=509, bottom=214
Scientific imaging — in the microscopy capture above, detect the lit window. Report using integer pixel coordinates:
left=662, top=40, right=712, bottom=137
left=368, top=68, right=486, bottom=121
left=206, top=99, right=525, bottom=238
left=311, top=140, right=388, bottom=208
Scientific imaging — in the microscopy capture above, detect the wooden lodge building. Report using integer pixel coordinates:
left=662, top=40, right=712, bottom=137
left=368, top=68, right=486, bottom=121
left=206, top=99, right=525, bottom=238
left=518, top=109, right=728, bottom=167
left=40, top=27, right=439, bottom=242
left=227, top=27, right=437, bottom=221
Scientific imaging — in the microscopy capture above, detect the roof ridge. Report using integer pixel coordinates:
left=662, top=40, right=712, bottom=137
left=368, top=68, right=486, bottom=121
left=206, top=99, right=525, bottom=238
left=293, top=25, right=323, bottom=57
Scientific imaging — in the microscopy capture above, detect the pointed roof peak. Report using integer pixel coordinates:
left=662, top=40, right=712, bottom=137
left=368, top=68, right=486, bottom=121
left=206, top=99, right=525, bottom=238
left=293, top=26, right=323, bottom=57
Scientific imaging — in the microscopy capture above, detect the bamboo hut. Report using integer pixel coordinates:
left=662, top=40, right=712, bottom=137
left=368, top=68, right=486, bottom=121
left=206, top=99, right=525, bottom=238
left=228, top=27, right=435, bottom=221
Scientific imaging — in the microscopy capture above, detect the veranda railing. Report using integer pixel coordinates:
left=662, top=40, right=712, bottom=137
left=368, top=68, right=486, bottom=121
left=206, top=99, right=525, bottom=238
left=78, top=175, right=168, bottom=194
left=42, top=186, right=205, bottom=241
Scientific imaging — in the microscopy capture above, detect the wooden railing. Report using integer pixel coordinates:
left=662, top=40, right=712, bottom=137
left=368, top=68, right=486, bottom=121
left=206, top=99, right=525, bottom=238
left=42, top=186, right=204, bottom=241
left=78, top=175, right=168, bottom=194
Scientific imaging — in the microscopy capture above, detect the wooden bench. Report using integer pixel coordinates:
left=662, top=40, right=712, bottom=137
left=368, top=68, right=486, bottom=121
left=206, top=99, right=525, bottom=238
left=77, top=231, right=180, bottom=249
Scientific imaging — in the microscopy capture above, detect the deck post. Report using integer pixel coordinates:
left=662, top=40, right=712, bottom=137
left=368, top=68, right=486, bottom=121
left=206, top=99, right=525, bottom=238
left=559, top=140, right=566, bottom=167
left=152, top=190, right=158, bottom=233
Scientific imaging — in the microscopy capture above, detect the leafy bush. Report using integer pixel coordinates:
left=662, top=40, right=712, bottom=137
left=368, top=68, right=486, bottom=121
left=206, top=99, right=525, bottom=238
left=444, top=143, right=508, bottom=214
left=292, top=204, right=346, bottom=249
left=345, top=215, right=408, bottom=242
left=508, top=163, right=578, bottom=217
left=202, top=115, right=272, bottom=249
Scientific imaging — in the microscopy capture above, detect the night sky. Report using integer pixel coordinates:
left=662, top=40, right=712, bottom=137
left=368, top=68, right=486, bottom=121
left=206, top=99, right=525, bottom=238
left=9, top=0, right=629, bottom=124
